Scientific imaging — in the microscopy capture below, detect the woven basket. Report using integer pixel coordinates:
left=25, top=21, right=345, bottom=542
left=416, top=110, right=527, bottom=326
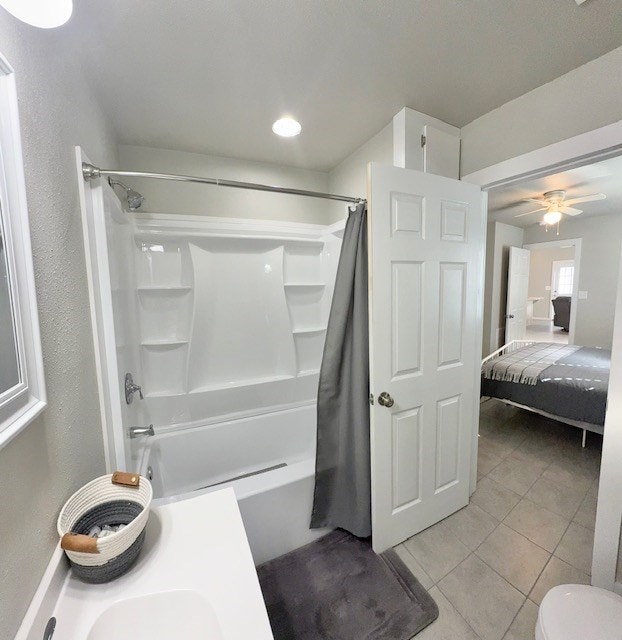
left=57, top=472, right=152, bottom=583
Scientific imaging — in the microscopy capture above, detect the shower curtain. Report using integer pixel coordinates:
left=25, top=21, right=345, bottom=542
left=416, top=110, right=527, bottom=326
left=310, top=202, right=370, bottom=538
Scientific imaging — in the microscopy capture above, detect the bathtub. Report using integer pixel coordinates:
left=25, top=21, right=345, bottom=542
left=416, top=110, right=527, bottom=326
left=138, top=403, right=330, bottom=564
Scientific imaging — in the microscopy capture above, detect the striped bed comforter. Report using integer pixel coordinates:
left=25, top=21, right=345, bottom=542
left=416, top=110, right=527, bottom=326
left=481, top=341, right=611, bottom=425
left=482, top=342, right=581, bottom=386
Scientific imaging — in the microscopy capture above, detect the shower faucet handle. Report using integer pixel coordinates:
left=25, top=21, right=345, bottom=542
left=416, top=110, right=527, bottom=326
left=125, top=373, right=144, bottom=404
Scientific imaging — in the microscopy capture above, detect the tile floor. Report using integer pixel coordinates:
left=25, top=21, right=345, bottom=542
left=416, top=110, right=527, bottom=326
left=524, top=321, right=568, bottom=344
left=397, top=398, right=601, bottom=640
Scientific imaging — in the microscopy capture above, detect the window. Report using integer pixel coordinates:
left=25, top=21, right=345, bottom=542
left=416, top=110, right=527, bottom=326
left=0, top=53, right=46, bottom=447
left=551, top=259, right=575, bottom=300
left=556, top=265, right=574, bottom=296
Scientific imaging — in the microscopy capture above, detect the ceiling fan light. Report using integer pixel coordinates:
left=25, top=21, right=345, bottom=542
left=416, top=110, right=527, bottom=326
left=543, top=210, right=562, bottom=225
left=0, top=0, right=73, bottom=28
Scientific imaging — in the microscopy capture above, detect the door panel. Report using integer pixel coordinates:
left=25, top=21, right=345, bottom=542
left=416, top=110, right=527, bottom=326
left=392, top=261, right=423, bottom=377
left=438, top=262, right=466, bottom=366
left=392, top=408, right=422, bottom=510
left=369, top=163, right=485, bottom=553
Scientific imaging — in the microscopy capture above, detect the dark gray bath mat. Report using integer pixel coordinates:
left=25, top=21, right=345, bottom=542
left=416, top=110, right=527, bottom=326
left=257, top=530, right=439, bottom=640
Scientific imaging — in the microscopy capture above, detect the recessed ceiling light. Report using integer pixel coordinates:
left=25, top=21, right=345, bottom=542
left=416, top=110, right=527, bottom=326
left=0, top=0, right=73, bottom=28
left=272, top=118, right=302, bottom=138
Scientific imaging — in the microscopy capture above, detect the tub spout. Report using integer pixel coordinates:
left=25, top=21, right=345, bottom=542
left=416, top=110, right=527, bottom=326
left=128, top=424, right=155, bottom=439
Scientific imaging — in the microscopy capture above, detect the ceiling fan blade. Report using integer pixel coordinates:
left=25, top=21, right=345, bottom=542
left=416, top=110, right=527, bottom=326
left=514, top=207, right=547, bottom=218
left=563, top=193, right=606, bottom=206
left=560, top=206, right=583, bottom=216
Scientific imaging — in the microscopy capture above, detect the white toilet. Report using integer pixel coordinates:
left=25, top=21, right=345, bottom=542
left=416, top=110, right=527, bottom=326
left=536, top=584, right=622, bottom=639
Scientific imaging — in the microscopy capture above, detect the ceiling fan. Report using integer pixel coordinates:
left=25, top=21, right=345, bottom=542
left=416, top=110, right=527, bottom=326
left=514, top=189, right=606, bottom=226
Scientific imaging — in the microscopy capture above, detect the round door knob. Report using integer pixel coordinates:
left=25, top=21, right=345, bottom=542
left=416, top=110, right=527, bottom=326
left=506, top=314, right=515, bottom=319
left=378, top=391, right=394, bottom=408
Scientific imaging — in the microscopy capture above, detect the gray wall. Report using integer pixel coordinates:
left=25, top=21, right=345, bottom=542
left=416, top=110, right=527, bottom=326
left=482, top=222, right=524, bottom=356
left=528, top=246, right=575, bottom=319
left=524, top=214, right=622, bottom=349
left=327, top=123, right=393, bottom=222
left=0, top=17, right=117, bottom=639
left=461, top=45, right=622, bottom=176
left=118, top=145, right=333, bottom=224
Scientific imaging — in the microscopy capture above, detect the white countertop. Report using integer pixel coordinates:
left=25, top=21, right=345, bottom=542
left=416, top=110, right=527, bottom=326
left=49, top=487, right=273, bottom=639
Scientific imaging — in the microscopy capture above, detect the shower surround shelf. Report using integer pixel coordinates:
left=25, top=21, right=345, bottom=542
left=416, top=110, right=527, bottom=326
left=283, top=282, right=326, bottom=288
left=137, top=285, right=192, bottom=292
left=190, top=373, right=297, bottom=394
left=292, top=327, right=327, bottom=335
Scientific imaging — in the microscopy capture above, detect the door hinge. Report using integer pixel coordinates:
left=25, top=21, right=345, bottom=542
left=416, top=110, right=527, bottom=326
left=421, top=134, right=426, bottom=148
left=369, top=393, right=374, bottom=406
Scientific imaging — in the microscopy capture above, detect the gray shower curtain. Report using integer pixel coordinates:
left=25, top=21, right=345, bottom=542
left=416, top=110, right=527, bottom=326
left=310, top=202, right=370, bottom=538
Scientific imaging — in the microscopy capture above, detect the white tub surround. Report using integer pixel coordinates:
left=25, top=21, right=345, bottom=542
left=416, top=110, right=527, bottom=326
left=16, top=488, right=273, bottom=640
left=79, top=164, right=343, bottom=565
left=132, top=214, right=342, bottom=429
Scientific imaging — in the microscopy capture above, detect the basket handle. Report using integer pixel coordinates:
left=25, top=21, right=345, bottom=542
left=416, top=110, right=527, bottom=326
left=60, top=533, right=99, bottom=554
left=111, top=471, right=140, bottom=487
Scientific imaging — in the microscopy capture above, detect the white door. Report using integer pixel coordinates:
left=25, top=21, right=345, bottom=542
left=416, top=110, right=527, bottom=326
left=368, top=162, right=485, bottom=553
left=505, top=247, right=530, bottom=343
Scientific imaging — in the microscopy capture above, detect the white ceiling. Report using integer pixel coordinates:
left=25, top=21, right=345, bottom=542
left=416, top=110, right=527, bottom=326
left=487, top=155, right=622, bottom=227
left=70, top=0, right=622, bottom=171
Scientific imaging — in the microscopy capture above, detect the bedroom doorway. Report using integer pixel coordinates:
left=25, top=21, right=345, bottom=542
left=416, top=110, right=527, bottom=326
left=522, top=238, right=582, bottom=345
left=465, top=120, right=622, bottom=593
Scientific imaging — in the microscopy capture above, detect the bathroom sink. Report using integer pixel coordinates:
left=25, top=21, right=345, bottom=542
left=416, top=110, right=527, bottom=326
left=17, top=489, right=272, bottom=640
left=86, top=590, right=224, bottom=640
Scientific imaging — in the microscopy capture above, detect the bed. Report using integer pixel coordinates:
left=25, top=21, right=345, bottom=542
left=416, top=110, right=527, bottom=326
left=481, top=340, right=610, bottom=446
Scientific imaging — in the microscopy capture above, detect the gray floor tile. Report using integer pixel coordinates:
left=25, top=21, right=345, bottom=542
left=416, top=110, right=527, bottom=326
left=403, top=520, right=471, bottom=583
left=529, top=556, right=590, bottom=605
left=503, top=599, right=539, bottom=640
left=394, top=542, right=434, bottom=590
left=480, top=399, right=521, bottom=421
left=478, top=445, right=503, bottom=477
left=504, top=498, right=569, bottom=553
left=478, top=435, right=517, bottom=462
left=414, top=586, right=481, bottom=640
left=443, top=504, right=499, bottom=551
left=541, top=461, right=595, bottom=490
left=573, top=482, right=598, bottom=530
left=524, top=476, right=586, bottom=519
left=554, top=522, right=594, bottom=575
left=475, top=524, right=550, bottom=595
left=488, top=456, right=547, bottom=496
left=481, top=422, right=528, bottom=451
left=471, top=477, right=522, bottom=520
left=549, top=442, right=602, bottom=476
left=438, top=555, right=524, bottom=640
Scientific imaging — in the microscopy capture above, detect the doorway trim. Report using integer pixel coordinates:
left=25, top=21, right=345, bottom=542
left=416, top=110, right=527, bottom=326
left=462, top=119, right=622, bottom=592
left=462, top=120, right=622, bottom=190
left=523, top=238, right=581, bottom=345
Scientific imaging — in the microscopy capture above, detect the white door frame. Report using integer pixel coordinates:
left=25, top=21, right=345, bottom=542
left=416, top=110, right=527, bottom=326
left=523, top=238, right=581, bottom=344
left=462, top=119, right=622, bottom=592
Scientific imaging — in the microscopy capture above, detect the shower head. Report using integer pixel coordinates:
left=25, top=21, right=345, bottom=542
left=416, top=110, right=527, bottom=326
left=108, top=179, right=145, bottom=211
left=126, top=188, right=145, bottom=211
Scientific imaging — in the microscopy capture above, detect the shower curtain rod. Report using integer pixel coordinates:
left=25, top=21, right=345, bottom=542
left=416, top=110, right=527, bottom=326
left=82, top=163, right=366, bottom=205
